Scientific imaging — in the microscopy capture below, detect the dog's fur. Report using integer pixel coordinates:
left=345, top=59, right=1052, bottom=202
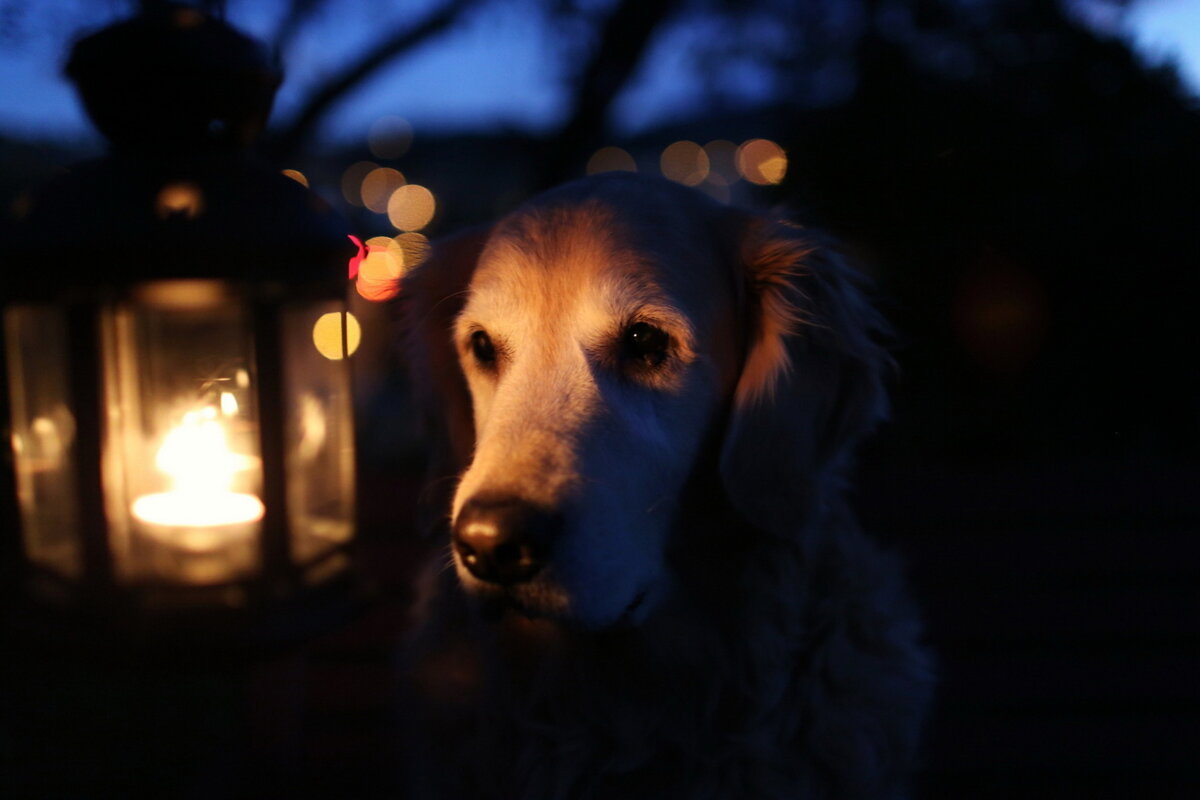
left=398, top=173, right=932, bottom=799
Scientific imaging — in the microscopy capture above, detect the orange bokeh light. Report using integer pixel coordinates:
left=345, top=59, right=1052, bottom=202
left=355, top=235, right=405, bottom=302
left=361, top=167, right=406, bottom=214
left=587, top=146, right=637, bottom=175
left=340, top=161, right=378, bottom=207
left=155, top=181, right=204, bottom=219
left=737, top=139, right=788, bottom=185
left=387, top=184, right=436, bottom=232
left=660, top=141, right=710, bottom=186
left=281, top=169, right=309, bottom=188
left=703, top=140, right=739, bottom=186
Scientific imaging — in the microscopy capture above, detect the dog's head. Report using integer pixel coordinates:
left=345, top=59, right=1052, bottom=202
left=402, top=173, right=888, bottom=629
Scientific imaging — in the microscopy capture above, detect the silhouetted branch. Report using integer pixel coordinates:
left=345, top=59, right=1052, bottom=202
left=272, top=0, right=327, bottom=55
left=538, top=0, right=681, bottom=187
left=267, top=0, right=477, bottom=161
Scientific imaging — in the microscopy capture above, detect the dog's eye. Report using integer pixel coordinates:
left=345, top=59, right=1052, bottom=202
left=621, top=322, right=670, bottom=368
left=470, top=329, right=497, bottom=367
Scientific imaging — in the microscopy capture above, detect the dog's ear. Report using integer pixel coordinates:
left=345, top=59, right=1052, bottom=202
left=718, top=216, right=891, bottom=536
left=399, top=226, right=490, bottom=538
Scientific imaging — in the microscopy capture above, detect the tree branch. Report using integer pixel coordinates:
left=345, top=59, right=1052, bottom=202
left=537, top=0, right=680, bottom=187
left=267, top=0, right=477, bottom=160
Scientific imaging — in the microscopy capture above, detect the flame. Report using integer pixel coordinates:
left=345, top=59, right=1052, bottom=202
left=131, top=409, right=263, bottom=531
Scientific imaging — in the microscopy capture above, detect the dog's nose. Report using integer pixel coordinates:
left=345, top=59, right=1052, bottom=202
left=452, top=495, right=557, bottom=585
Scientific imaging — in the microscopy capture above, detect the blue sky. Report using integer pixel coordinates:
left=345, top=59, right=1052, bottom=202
left=0, top=0, right=1197, bottom=149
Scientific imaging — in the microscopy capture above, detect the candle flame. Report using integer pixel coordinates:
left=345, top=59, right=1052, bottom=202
left=131, top=408, right=263, bottom=531
left=156, top=411, right=243, bottom=492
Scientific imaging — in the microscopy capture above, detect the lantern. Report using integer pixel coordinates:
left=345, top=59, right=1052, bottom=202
left=1, top=5, right=358, bottom=634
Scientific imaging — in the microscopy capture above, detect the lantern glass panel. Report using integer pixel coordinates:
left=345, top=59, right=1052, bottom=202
left=101, top=282, right=263, bottom=586
left=4, top=305, right=82, bottom=578
left=282, top=302, right=355, bottom=570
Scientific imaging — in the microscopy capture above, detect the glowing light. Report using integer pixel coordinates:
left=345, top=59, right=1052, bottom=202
left=356, top=236, right=406, bottom=301
left=387, top=184, right=436, bottom=232
left=703, top=140, right=739, bottom=186
left=368, top=115, right=414, bottom=160
left=340, top=161, right=378, bottom=207
left=737, top=139, right=788, bottom=185
left=219, top=391, right=239, bottom=416
left=348, top=234, right=365, bottom=279
left=312, top=311, right=362, bottom=360
left=361, top=167, right=406, bottom=214
left=586, top=146, right=637, bottom=175
left=131, top=410, right=264, bottom=541
left=134, top=280, right=229, bottom=308
left=155, top=182, right=204, bottom=219
left=281, top=168, right=309, bottom=188
left=394, top=232, right=430, bottom=268
left=660, top=141, right=710, bottom=186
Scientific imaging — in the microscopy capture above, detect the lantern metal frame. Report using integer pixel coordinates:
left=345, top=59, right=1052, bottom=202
left=0, top=4, right=361, bottom=645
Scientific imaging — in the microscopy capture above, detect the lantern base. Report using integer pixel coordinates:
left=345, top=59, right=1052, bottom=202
left=9, top=550, right=374, bottom=661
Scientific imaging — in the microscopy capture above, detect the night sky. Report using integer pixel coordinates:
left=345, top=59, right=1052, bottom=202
left=0, top=0, right=1196, bottom=148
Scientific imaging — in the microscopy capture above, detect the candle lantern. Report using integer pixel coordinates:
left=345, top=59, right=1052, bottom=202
left=1, top=5, right=359, bottom=635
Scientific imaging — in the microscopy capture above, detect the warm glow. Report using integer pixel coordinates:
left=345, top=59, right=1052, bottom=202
left=368, top=115, right=414, bottom=160
left=737, top=139, right=788, bottom=185
left=660, top=141, right=710, bottom=186
left=355, top=236, right=405, bottom=301
left=155, top=182, right=204, bottom=219
left=395, top=232, right=430, bottom=268
left=340, top=160, right=378, bottom=207
left=281, top=168, right=309, bottom=188
left=312, top=311, right=362, bottom=360
left=133, top=280, right=231, bottom=308
left=587, top=146, right=637, bottom=175
left=387, top=184, right=435, bottom=232
left=348, top=234, right=365, bottom=279
left=704, top=140, right=739, bottom=186
left=131, top=409, right=264, bottom=538
left=361, top=167, right=406, bottom=214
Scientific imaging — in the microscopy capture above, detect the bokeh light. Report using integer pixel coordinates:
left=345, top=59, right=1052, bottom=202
left=394, top=232, right=430, bottom=268
left=660, top=140, right=710, bottom=186
left=737, top=139, right=788, bottom=185
left=312, top=311, right=362, bottom=360
left=387, top=184, right=436, bottom=232
left=340, top=160, right=378, bottom=207
left=281, top=169, right=309, bottom=188
left=355, top=235, right=406, bottom=301
left=368, top=115, right=414, bottom=160
left=587, top=146, right=637, bottom=175
left=361, top=167, right=406, bottom=214
left=154, top=182, right=204, bottom=219
left=703, top=140, right=739, bottom=186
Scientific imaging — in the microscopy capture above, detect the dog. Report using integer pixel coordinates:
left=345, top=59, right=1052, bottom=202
left=397, top=173, right=932, bottom=799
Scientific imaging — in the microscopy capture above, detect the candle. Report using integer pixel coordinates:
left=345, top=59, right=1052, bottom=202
left=131, top=406, right=263, bottom=551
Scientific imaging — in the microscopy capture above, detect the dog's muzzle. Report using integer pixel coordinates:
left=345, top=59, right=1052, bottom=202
left=452, top=495, right=560, bottom=585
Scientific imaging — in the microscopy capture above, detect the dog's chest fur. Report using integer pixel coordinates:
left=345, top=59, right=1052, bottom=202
left=405, top=514, right=929, bottom=800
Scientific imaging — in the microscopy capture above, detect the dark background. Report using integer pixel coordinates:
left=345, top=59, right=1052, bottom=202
left=3, top=0, right=1199, bottom=796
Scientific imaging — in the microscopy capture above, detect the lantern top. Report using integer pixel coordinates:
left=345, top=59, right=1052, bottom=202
left=66, top=3, right=281, bottom=152
left=2, top=4, right=353, bottom=299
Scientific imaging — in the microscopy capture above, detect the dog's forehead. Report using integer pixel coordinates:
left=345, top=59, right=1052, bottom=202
left=469, top=197, right=721, bottom=324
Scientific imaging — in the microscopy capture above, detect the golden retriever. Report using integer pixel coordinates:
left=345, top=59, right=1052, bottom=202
left=398, top=173, right=932, bottom=799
